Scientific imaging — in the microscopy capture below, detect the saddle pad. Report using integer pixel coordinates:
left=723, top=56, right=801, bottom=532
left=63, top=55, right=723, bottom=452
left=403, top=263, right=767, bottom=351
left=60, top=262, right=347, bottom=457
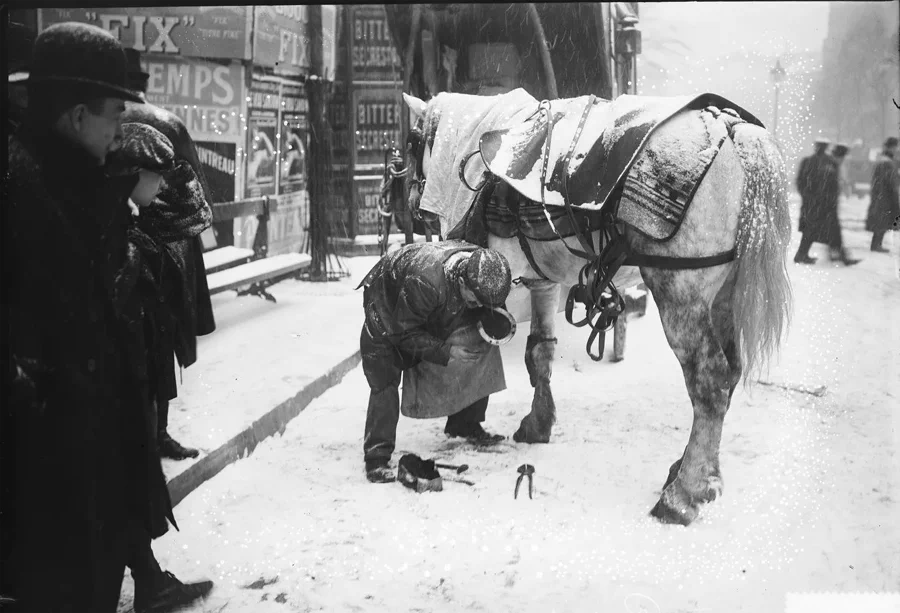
left=480, top=93, right=762, bottom=213
left=485, top=185, right=604, bottom=242
left=617, top=106, right=732, bottom=240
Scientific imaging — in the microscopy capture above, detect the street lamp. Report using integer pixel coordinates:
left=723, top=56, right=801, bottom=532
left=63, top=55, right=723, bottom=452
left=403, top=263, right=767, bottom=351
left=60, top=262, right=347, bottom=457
left=770, top=59, right=786, bottom=139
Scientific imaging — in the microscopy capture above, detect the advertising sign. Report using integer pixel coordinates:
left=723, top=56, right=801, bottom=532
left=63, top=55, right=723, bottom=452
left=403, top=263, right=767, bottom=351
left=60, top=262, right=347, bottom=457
left=245, top=78, right=280, bottom=198
left=142, top=55, right=244, bottom=143
left=195, top=142, right=237, bottom=204
left=350, top=5, right=401, bottom=83
left=279, top=115, right=309, bottom=194
left=354, top=176, right=384, bottom=236
left=39, top=7, right=251, bottom=60
left=252, top=5, right=310, bottom=76
left=352, top=87, right=403, bottom=170
left=267, top=191, right=309, bottom=256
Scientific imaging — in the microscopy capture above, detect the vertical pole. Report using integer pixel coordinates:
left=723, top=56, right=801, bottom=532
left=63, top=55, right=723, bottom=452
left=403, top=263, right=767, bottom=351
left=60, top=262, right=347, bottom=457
left=772, top=83, right=780, bottom=139
left=526, top=3, right=558, bottom=99
left=307, top=4, right=332, bottom=281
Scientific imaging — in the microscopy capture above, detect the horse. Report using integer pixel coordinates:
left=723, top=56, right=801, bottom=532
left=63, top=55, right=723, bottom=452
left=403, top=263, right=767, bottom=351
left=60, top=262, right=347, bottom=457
left=402, top=90, right=793, bottom=525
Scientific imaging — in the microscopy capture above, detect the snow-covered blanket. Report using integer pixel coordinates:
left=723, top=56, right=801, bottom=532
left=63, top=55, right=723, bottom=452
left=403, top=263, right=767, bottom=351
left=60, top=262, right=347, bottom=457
left=419, top=88, right=539, bottom=234
left=480, top=93, right=763, bottom=240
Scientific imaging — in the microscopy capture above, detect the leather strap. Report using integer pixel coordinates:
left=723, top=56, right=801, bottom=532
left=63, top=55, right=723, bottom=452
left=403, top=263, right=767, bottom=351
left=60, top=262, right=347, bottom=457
left=624, top=248, right=737, bottom=269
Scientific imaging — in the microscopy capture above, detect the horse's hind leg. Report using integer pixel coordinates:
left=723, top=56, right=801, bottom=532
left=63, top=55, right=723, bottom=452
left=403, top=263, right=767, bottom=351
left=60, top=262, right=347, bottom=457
left=642, top=266, right=741, bottom=525
left=513, top=279, right=559, bottom=444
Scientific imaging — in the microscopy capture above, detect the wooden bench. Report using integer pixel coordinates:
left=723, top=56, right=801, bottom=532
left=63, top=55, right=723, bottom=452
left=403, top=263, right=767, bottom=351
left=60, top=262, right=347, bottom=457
left=203, top=196, right=312, bottom=302
left=202, top=245, right=255, bottom=274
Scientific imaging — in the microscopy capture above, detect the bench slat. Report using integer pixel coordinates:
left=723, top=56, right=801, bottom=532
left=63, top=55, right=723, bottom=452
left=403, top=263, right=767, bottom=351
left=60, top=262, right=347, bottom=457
left=202, top=246, right=256, bottom=274
left=207, top=253, right=312, bottom=295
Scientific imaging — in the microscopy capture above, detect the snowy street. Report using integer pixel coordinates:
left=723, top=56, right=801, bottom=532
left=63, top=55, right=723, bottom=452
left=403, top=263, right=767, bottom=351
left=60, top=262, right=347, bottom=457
left=117, top=196, right=899, bottom=613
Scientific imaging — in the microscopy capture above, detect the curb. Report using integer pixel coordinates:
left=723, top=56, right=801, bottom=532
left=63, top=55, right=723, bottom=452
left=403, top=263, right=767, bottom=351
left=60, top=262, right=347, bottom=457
left=167, top=350, right=362, bottom=507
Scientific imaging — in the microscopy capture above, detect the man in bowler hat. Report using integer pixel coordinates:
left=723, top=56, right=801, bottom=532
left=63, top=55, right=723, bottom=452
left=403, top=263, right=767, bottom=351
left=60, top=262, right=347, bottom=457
left=3, top=22, right=173, bottom=612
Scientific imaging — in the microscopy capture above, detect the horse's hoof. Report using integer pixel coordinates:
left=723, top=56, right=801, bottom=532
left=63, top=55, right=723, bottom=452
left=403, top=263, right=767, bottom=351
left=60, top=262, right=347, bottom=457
left=512, top=424, right=550, bottom=444
left=650, top=481, right=699, bottom=526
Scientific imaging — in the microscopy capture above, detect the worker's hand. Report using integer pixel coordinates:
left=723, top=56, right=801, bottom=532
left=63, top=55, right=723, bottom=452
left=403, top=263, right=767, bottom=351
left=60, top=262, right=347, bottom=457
left=449, top=345, right=482, bottom=363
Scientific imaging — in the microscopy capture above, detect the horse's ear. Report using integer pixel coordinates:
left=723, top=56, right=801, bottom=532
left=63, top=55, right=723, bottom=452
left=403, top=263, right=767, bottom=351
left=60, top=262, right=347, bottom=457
left=403, top=93, right=428, bottom=121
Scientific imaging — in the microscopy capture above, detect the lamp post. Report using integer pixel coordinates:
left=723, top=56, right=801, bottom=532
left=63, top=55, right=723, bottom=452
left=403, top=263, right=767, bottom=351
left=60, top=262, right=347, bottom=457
left=770, top=59, right=786, bottom=139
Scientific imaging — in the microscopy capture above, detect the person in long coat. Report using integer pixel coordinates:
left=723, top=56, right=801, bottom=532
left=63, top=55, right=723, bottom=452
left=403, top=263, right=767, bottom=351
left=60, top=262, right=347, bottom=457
left=3, top=23, right=171, bottom=612
left=794, top=139, right=859, bottom=266
left=120, top=48, right=217, bottom=460
left=358, top=242, right=510, bottom=483
left=827, top=144, right=861, bottom=265
left=866, top=136, right=900, bottom=252
left=108, top=123, right=214, bottom=613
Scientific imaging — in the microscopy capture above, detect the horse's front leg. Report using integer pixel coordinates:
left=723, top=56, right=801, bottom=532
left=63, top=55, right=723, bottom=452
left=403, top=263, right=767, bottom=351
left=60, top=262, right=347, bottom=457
left=513, top=279, right=559, bottom=444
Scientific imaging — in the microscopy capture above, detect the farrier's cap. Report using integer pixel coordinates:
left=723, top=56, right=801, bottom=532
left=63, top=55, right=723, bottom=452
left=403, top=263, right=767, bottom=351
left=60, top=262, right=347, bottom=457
left=107, top=123, right=176, bottom=175
left=465, top=249, right=512, bottom=307
left=27, top=22, right=142, bottom=103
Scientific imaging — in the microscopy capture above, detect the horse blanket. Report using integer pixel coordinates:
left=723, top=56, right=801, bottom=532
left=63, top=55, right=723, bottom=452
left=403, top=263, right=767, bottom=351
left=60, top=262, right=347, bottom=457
left=428, top=91, right=762, bottom=243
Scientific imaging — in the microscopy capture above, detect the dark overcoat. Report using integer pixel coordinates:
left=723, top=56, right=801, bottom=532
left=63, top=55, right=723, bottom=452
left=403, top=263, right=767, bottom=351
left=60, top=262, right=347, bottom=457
left=122, top=101, right=216, bottom=371
left=796, top=151, right=841, bottom=244
left=4, top=127, right=174, bottom=606
left=866, top=153, right=900, bottom=232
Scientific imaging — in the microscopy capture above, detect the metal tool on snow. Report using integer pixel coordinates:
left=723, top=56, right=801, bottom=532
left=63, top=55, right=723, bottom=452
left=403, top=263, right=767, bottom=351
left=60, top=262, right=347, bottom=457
left=514, top=464, right=535, bottom=499
left=433, top=461, right=469, bottom=474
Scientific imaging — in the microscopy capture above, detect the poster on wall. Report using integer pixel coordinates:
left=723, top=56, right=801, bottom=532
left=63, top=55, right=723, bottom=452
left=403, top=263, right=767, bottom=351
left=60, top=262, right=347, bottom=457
left=352, top=87, right=403, bottom=171
left=252, top=6, right=309, bottom=77
left=39, top=7, right=251, bottom=60
left=267, top=191, right=309, bottom=256
left=245, top=77, right=280, bottom=198
left=194, top=142, right=236, bottom=204
left=279, top=81, right=309, bottom=195
left=354, top=176, right=384, bottom=236
left=140, top=55, right=243, bottom=143
left=350, top=5, right=401, bottom=83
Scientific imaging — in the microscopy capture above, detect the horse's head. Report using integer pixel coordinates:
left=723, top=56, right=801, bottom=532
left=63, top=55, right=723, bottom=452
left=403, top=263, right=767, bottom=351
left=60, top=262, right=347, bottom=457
left=402, top=92, right=438, bottom=212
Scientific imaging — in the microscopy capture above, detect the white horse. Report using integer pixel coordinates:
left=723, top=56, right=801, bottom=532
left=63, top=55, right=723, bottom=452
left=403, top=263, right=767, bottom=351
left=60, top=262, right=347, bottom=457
left=403, top=91, right=793, bottom=525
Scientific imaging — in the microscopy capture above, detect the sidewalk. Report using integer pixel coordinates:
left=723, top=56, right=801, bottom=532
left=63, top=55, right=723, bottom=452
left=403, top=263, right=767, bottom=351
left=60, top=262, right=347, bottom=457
left=161, top=254, right=382, bottom=506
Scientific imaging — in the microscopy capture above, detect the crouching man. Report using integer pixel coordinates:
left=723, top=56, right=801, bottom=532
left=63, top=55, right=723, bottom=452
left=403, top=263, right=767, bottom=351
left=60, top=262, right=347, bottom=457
left=358, top=241, right=512, bottom=483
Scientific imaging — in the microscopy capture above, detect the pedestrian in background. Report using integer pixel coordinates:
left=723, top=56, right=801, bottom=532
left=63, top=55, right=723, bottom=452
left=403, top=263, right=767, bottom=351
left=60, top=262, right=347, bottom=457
left=866, top=136, right=900, bottom=253
left=122, top=48, right=217, bottom=461
left=107, top=123, right=214, bottom=613
left=3, top=22, right=168, bottom=612
left=828, top=144, right=861, bottom=266
left=795, top=137, right=834, bottom=264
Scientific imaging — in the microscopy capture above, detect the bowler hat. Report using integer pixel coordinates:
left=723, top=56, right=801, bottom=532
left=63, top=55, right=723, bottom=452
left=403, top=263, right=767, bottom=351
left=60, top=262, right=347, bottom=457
left=884, top=137, right=899, bottom=149
left=124, top=48, right=150, bottom=88
left=813, top=136, right=831, bottom=146
left=27, top=22, right=142, bottom=103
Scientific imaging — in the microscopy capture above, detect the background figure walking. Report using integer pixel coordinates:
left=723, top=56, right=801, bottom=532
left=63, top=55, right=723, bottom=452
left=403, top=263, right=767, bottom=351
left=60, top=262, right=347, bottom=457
left=794, top=137, right=859, bottom=266
left=827, top=144, right=860, bottom=265
left=866, top=136, right=900, bottom=253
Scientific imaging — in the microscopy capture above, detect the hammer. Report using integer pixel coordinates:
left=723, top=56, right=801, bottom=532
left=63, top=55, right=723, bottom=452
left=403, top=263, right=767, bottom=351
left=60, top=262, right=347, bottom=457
left=432, top=461, right=469, bottom=475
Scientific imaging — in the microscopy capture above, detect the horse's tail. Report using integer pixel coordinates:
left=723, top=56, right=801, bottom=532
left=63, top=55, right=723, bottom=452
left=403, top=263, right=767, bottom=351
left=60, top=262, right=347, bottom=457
left=729, top=124, right=793, bottom=387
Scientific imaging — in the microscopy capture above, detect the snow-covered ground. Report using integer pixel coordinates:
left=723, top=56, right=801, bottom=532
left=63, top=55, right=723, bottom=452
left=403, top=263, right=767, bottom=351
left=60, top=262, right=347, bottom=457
left=120, top=196, right=899, bottom=613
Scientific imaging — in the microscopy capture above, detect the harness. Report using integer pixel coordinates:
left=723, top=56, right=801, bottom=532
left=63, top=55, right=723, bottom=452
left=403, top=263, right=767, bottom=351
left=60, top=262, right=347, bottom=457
left=412, top=96, right=740, bottom=361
